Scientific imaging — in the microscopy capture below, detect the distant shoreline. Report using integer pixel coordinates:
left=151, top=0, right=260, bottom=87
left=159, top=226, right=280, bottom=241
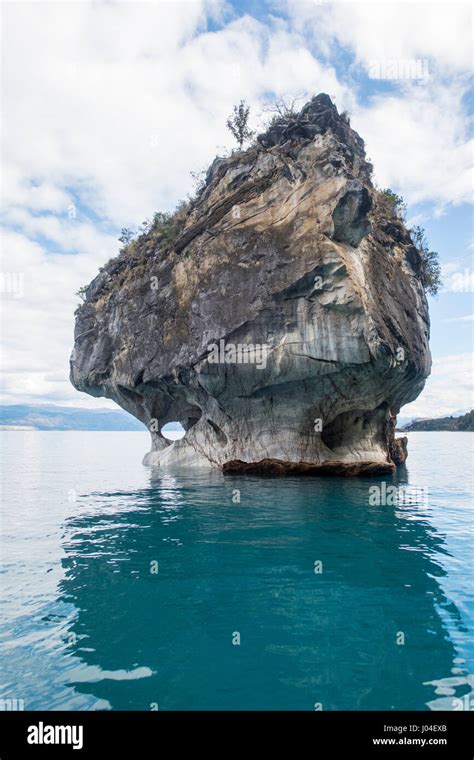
left=396, top=429, right=473, bottom=433
left=0, top=426, right=148, bottom=432
left=0, top=404, right=147, bottom=432
left=399, top=410, right=473, bottom=433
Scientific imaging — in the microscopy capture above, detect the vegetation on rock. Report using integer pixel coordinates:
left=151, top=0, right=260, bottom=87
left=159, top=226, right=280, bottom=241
left=380, top=187, right=442, bottom=296
left=226, top=99, right=254, bottom=149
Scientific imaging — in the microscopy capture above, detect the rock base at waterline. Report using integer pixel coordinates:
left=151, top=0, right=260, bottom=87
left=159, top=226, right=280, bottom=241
left=222, top=458, right=396, bottom=477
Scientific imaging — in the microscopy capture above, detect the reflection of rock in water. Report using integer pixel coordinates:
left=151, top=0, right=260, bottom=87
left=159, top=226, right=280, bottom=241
left=58, top=472, right=466, bottom=710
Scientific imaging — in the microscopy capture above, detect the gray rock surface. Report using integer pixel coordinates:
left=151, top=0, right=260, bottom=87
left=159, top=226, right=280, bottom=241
left=70, top=94, right=431, bottom=473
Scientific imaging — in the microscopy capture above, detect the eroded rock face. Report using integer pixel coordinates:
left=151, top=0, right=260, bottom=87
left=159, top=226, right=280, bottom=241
left=70, top=94, right=431, bottom=473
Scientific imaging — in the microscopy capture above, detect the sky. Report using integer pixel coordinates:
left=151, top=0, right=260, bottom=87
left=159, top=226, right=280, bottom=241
left=0, top=0, right=473, bottom=420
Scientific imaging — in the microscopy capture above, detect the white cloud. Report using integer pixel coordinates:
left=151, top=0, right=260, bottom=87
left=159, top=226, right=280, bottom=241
left=288, top=0, right=472, bottom=73
left=443, top=315, right=474, bottom=323
left=352, top=84, right=473, bottom=207
left=442, top=255, right=474, bottom=293
left=286, top=0, right=473, bottom=207
left=402, top=353, right=474, bottom=419
left=0, top=227, right=117, bottom=407
left=1, top=3, right=348, bottom=224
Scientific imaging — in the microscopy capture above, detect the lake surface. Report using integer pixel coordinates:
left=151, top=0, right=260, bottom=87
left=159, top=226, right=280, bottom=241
left=1, top=431, right=472, bottom=711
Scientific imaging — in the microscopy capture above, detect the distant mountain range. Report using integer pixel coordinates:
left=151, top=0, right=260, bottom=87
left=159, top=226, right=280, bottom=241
left=0, top=404, right=147, bottom=431
left=400, top=410, right=474, bottom=432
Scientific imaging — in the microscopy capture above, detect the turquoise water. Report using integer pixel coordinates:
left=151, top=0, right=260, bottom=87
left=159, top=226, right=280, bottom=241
left=1, top=431, right=473, bottom=711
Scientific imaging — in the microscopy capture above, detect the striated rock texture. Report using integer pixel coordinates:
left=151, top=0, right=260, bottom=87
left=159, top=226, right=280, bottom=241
left=70, top=94, right=431, bottom=474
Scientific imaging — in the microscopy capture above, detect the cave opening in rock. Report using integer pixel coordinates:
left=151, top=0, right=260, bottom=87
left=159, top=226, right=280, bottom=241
left=160, top=422, right=186, bottom=441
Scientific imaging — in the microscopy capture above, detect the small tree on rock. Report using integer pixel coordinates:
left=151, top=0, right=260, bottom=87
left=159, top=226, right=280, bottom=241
left=380, top=188, right=442, bottom=296
left=226, top=100, right=254, bottom=149
left=411, top=225, right=442, bottom=296
left=264, top=94, right=306, bottom=125
left=118, top=227, right=134, bottom=246
left=381, top=188, right=407, bottom=219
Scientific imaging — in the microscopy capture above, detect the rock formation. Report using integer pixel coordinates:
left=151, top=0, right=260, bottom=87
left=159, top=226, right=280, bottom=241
left=70, top=94, right=431, bottom=474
